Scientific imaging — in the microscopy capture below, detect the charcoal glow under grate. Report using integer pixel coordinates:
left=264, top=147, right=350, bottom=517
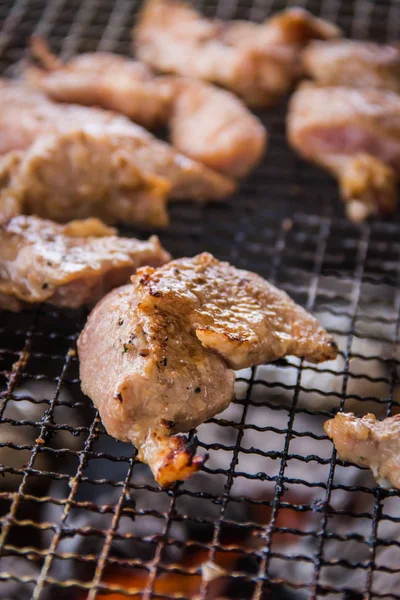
left=1, top=0, right=400, bottom=599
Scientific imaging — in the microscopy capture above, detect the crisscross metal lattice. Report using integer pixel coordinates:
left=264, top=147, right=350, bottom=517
left=1, top=0, right=400, bottom=599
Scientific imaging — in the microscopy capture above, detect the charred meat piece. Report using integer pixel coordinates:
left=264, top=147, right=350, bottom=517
left=78, top=252, right=337, bottom=487
left=287, top=83, right=400, bottom=222
left=134, top=0, right=340, bottom=107
left=324, top=412, right=400, bottom=490
left=0, top=81, right=234, bottom=223
left=303, top=39, right=400, bottom=93
left=0, top=215, right=170, bottom=311
left=26, top=41, right=266, bottom=178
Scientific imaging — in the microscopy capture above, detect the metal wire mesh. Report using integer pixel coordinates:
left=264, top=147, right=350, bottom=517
left=0, top=0, right=400, bottom=598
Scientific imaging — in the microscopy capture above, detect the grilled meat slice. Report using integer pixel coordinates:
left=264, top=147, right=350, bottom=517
left=134, top=0, right=340, bottom=107
left=78, top=283, right=234, bottom=487
left=27, top=38, right=172, bottom=129
left=303, top=39, right=400, bottom=92
left=78, top=253, right=337, bottom=486
left=0, top=80, right=235, bottom=212
left=133, top=252, right=338, bottom=369
left=0, top=131, right=169, bottom=227
left=324, top=412, right=400, bottom=490
left=26, top=41, right=266, bottom=178
left=168, top=77, right=266, bottom=177
left=0, top=215, right=170, bottom=311
left=287, top=83, right=400, bottom=222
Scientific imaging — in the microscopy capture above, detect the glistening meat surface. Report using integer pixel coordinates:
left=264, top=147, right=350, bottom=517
left=0, top=81, right=234, bottom=225
left=78, top=253, right=337, bottom=487
left=0, top=215, right=170, bottom=311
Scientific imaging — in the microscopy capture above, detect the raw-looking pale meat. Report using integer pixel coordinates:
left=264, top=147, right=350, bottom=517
left=78, top=253, right=337, bottom=487
left=134, top=0, right=340, bottom=107
left=25, top=40, right=266, bottom=178
left=324, top=412, right=400, bottom=490
left=287, top=83, right=400, bottom=222
left=0, top=80, right=234, bottom=224
left=303, top=39, right=400, bottom=92
left=0, top=215, right=170, bottom=311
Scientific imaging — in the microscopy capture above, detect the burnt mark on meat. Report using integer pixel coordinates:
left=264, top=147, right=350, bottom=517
left=194, top=386, right=201, bottom=393
left=41, top=282, right=49, bottom=289
left=160, top=419, right=175, bottom=430
left=139, top=273, right=151, bottom=285
left=128, top=333, right=136, bottom=343
left=115, top=392, right=123, bottom=403
left=118, top=318, right=124, bottom=326
left=161, top=356, right=168, bottom=367
left=122, top=343, right=129, bottom=354
left=139, top=349, right=149, bottom=357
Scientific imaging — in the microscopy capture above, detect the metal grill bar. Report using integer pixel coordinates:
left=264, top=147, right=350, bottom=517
left=309, top=225, right=370, bottom=597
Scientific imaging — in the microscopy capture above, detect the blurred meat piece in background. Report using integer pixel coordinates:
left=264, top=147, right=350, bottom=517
left=134, top=0, right=340, bottom=107
left=325, top=412, right=400, bottom=489
left=0, top=80, right=235, bottom=226
left=78, top=252, right=337, bottom=487
left=287, top=82, right=400, bottom=222
left=303, top=39, right=400, bottom=92
left=26, top=38, right=266, bottom=178
left=0, top=131, right=170, bottom=228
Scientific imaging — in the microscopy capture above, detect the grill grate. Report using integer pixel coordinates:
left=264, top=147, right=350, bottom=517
left=1, top=0, right=400, bottom=599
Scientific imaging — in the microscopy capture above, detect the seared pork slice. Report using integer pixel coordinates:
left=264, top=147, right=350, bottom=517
left=78, top=283, right=235, bottom=487
left=78, top=253, right=337, bottom=486
left=168, top=77, right=266, bottom=177
left=0, top=131, right=169, bottom=227
left=27, top=38, right=172, bottom=129
left=0, top=215, right=170, bottom=311
left=303, top=40, right=400, bottom=92
left=133, top=253, right=338, bottom=369
left=0, top=81, right=235, bottom=208
left=134, top=0, right=340, bottom=107
left=26, top=41, right=266, bottom=178
left=324, top=412, right=400, bottom=489
left=287, top=83, right=400, bottom=221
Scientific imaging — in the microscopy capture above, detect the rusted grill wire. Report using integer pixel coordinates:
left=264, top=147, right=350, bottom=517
left=1, top=0, right=400, bottom=599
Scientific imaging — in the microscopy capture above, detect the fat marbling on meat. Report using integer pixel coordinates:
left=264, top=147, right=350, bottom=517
left=324, top=412, right=400, bottom=490
left=78, top=253, right=338, bottom=487
left=0, top=215, right=170, bottom=311
left=25, top=39, right=266, bottom=179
